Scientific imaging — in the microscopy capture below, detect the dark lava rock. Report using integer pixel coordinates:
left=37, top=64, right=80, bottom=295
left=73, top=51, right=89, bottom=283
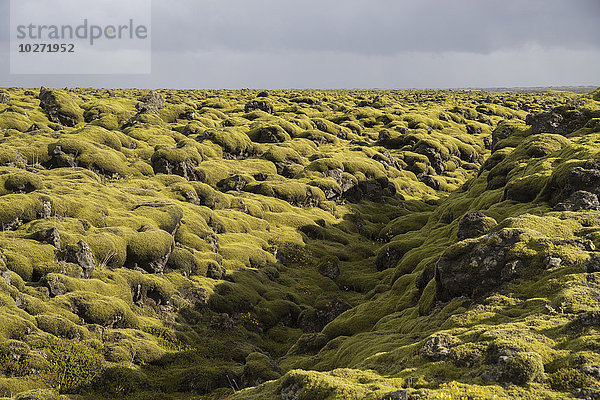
left=382, top=390, right=408, bottom=400
left=435, top=229, right=530, bottom=301
left=38, top=87, right=81, bottom=127
left=322, top=168, right=356, bottom=197
left=407, top=137, right=456, bottom=172
left=250, top=125, right=288, bottom=143
left=65, top=241, right=95, bottom=279
left=456, top=211, right=498, bottom=241
left=0, top=92, right=10, bottom=104
left=483, top=349, right=545, bottom=385
left=210, top=313, right=234, bottom=330
left=585, top=118, right=600, bottom=133
left=2, top=216, right=23, bottom=231
left=132, top=282, right=170, bottom=307
left=491, top=122, right=516, bottom=152
left=136, top=90, right=165, bottom=114
left=438, top=230, right=594, bottom=303
left=344, top=177, right=396, bottom=203
left=245, top=100, right=272, bottom=114
left=372, top=150, right=401, bottom=171
left=47, top=145, right=77, bottom=169
left=419, top=175, right=441, bottom=190
left=526, top=108, right=589, bottom=136
left=575, top=311, right=600, bottom=327
left=1, top=270, right=11, bottom=285
left=44, top=274, right=66, bottom=297
left=582, top=365, right=600, bottom=380
left=178, top=286, right=207, bottom=309
left=151, top=155, right=200, bottom=181
left=586, top=255, right=600, bottom=273
left=483, top=136, right=492, bottom=150
left=317, top=256, right=340, bottom=281
left=571, top=388, right=600, bottom=400
left=556, top=190, right=600, bottom=211
left=121, top=90, right=165, bottom=128
left=548, top=160, right=600, bottom=206
left=466, top=124, right=482, bottom=135
left=257, top=91, right=269, bottom=98
left=206, top=262, right=226, bottom=280
left=31, top=227, right=62, bottom=250
left=38, top=201, right=53, bottom=220
left=217, top=174, right=253, bottom=192
left=421, top=334, right=457, bottom=361
left=177, top=108, right=195, bottom=120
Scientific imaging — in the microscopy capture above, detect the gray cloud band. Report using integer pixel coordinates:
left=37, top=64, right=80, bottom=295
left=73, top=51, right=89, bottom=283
left=15, top=19, right=149, bottom=45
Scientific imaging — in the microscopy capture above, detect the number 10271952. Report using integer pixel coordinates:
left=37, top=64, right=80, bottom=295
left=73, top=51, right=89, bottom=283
left=18, top=43, right=75, bottom=53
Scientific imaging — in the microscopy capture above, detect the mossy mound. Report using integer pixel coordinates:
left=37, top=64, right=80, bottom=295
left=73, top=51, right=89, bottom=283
left=0, top=86, right=598, bottom=399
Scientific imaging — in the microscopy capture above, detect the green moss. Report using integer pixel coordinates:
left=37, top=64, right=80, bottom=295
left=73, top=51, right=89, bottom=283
left=502, top=352, right=545, bottom=385
left=263, top=146, right=308, bottom=167
left=220, top=243, right=276, bottom=268
left=98, top=365, right=149, bottom=397
left=3, top=172, right=44, bottom=194
left=0, top=88, right=592, bottom=399
left=200, top=128, right=256, bottom=156
left=133, top=204, right=183, bottom=234
left=14, top=389, right=60, bottom=400
left=547, top=368, right=598, bottom=392
left=248, top=125, right=292, bottom=143
left=40, top=337, right=103, bottom=393
left=51, top=138, right=133, bottom=178
left=67, top=291, right=139, bottom=328
left=166, top=247, right=203, bottom=275
left=0, top=148, right=27, bottom=167
left=0, top=112, right=32, bottom=132
left=246, top=181, right=325, bottom=207
left=125, top=229, right=174, bottom=273
left=35, top=314, right=86, bottom=340
left=85, top=231, right=128, bottom=268
left=379, top=212, right=430, bottom=239
left=375, top=237, right=425, bottom=271
left=242, top=352, right=282, bottom=386
left=418, top=279, right=437, bottom=315
left=1, top=240, right=56, bottom=282
left=0, top=193, right=46, bottom=228
left=232, top=368, right=404, bottom=400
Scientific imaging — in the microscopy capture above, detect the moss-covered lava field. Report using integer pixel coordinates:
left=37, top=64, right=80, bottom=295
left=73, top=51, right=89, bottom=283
left=1, top=86, right=600, bottom=399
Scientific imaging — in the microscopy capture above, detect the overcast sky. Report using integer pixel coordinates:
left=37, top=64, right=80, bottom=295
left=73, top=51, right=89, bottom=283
left=1, top=0, right=599, bottom=89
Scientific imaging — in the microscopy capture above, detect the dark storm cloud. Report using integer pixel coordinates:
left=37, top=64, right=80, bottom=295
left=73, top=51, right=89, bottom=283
left=0, top=0, right=598, bottom=88
left=152, top=0, right=600, bottom=55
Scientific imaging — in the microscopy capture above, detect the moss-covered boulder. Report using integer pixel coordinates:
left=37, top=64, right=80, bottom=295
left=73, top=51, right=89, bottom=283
left=240, top=352, right=281, bottom=387
left=126, top=229, right=175, bottom=273
left=38, top=87, right=83, bottom=127
left=435, top=228, right=534, bottom=301
left=456, top=211, right=497, bottom=240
